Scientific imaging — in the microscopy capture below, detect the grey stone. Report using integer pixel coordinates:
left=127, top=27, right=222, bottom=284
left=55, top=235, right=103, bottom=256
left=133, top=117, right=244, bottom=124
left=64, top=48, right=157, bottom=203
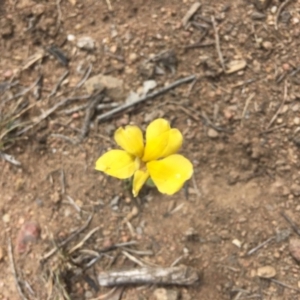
left=85, top=74, right=124, bottom=100
left=154, top=288, right=179, bottom=300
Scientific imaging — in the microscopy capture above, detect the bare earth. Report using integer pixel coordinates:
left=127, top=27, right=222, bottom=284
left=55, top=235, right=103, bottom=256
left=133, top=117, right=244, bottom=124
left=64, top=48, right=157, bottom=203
left=2, top=0, right=300, bottom=299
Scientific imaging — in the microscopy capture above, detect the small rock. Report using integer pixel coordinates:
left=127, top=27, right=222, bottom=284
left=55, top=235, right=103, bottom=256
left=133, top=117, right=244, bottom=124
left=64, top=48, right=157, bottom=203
left=84, top=290, right=93, bottom=299
left=0, top=18, right=14, bottom=38
left=3, top=69, right=13, bottom=78
left=16, top=221, right=41, bottom=253
left=154, top=288, right=179, bottom=300
left=67, top=34, right=76, bottom=42
left=184, top=227, right=199, bottom=241
left=251, top=12, right=266, bottom=20
left=294, top=117, right=300, bottom=125
left=262, top=41, right=272, bottom=50
left=2, top=214, right=10, bottom=223
left=254, top=0, right=272, bottom=10
left=126, top=206, right=139, bottom=221
left=232, top=239, right=242, bottom=248
left=270, top=6, right=277, bottom=14
left=289, top=238, right=300, bottom=262
left=125, top=91, right=139, bottom=104
left=128, top=52, right=138, bottom=63
left=291, top=183, right=300, bottom=196
left=207, top=128, right=218, bottom=138
left=143, top=80, right=157, bottom=95
left=51, top=191, right=61, bottom=204
left=31, top=4, right=46, bottom=16
left=77, top=36, right=95, bottom=51
left=225, top=60, right=247, bottom=74
left=110, top=195, right=120, bottom=207
left=257, top=266, right=276, bottom=278
left=85, top=74, right=124, bottom=100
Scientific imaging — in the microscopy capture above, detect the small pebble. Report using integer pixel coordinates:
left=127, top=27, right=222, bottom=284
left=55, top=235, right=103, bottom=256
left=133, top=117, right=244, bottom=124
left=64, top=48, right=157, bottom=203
left=110, top=195, right=120, bottom=207
left=294, top=117, right=300, bottom=125
left=262, top=41, right=272, bottom=50
left=2, top=214, right=10, bottom=223
left=16, top=221, right=41, bottom=253
left=207, top=128, right=218, bottom=138
left=129, top=52, right=138, bottom=63
left=232, top=239, right=242, bottom=248
left=67, top=34, right=76, bottom=42
left=77, top=36, right=95, bottom=50
left=3, top=69, right=13, bottom=78
left=257, top=266, right=276, bottom=278
left=270, top=6, right=277, bottom=14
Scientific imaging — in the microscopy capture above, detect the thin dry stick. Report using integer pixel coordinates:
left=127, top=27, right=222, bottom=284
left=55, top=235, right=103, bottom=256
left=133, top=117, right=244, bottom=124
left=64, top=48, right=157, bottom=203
left=275, top=0, right=293, bottom=30
left=211, top=16, right=225, bottom=71
left=76, top=64, right=93, bottom=88
left=68, top=226, right=100, bottom=254
left=2, top=75, right=42, bottom=104
left=55, top=0, right=62, bottom=35
left=266, top=80, right=287, bottom=129
left=78, top=93, right=103, bottom=142
left=40, top=214, right=93, bottom=262
left=60, top=169, right=65, bottom=194
left=247, top=236, right=275, bottom=256
left=66, top=195, right=81, bottom=213
left=186, top=77, right=198, bottom=96
left=96, top=75, right=196, bottom=122
left=18, top=94, right=91, bottom=135
left=50, top=134, right=77, bottom=145
left=84, top=241, right=138, bottom=269
left=8, top=237, right=29, bottom=300
left=241, top=93, right=255, bottom=125
left=280, top=211, right=300, bottom=236
left=49, top=70, right=69, bottom=97
left=192, top=175, right=201, bottom=198
left=122, top=251, right=145, bottom=267
left=269, top=278, right=300, bottom=293
left=259, top=124, right=286, bottom=135
left=105, top=0, right=113, bottom=11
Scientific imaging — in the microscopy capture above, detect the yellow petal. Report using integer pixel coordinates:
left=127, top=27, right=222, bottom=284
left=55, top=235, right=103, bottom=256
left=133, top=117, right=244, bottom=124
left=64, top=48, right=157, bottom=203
left=114, top=125, right=144, bottom=157
left=147, top=154, right=193, bottom=195
left=132, top=169, right=149, bottom=197
left=160, top=128, right=183, bottom=158
left=95, top=150, right=138, bottom=179
left=143, top=119, right=183, bottom=162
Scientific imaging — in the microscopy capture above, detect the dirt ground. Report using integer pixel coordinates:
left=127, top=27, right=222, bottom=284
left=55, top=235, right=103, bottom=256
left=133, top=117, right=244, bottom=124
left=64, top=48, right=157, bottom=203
left=2, top=0, right=300, bottom=299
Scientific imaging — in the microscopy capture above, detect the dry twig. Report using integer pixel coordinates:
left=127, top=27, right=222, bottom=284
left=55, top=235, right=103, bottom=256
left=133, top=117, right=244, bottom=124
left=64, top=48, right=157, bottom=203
left=41, top=214, right=93, bottom=262
left=77, top=93, right=103, bottom=142
left=241, top=93, right=255, bottom=125
left=269, top=278, right=300, bottom=293
left=275, top=0, right=293, bottom=30
left=211, top=16, right=225, bottom=71
left=49, top=70, right=69, bottom=98
left=8, top=237, right=29, bottom=300
left=97, top=265, right=200, bottom=286
left=2, top=75, right=42, bottom=104
left=76, top=64, right=92, bottom=88
left=266, top=80, right=287, bottom=129
left=18, top=94, right=91, bottom=135
left=96, top=75, right=196, bottom=122
left=281, top=211, right=300, bottom=236
left=68, top=226, right=100, bottom=254
left=247, top=236, right=275, bottom=256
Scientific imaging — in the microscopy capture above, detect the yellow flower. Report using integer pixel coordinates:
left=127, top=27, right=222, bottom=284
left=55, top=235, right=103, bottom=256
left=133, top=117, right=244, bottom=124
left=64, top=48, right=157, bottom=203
left=95, top=118, right=193, bottom=197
